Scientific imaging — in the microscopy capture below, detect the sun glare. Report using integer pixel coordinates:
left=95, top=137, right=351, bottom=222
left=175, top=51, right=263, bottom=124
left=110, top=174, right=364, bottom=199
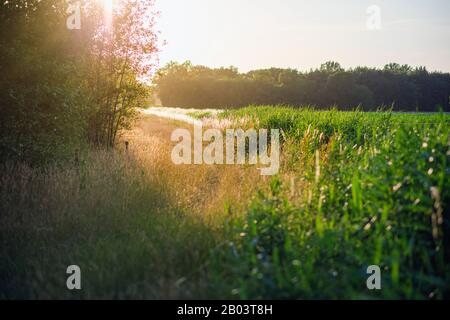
left=100, top=0, right=113, bottom=30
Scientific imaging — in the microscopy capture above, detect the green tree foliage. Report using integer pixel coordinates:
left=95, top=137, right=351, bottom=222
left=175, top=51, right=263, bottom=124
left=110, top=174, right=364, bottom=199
left=0, top=0, right=89, bottom=164
left=154, top=61, right=450, bottom=112
left=0, top=0, right=159, bottom=164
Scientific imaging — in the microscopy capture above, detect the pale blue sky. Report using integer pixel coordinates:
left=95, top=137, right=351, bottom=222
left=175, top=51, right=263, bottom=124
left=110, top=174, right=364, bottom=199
left=154, top=0, right=450, bottom=72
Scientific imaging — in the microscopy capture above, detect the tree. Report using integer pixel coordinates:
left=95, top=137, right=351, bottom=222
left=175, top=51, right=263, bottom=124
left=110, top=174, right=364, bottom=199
left=0, top=0, right=91, bottom=163
left=320, top=61, right=344, bottom=74
left=152, top=61, right=450, bottom=112
left=0, top=0, right=161, bottom=164
left=85, top=0, right=160, bottom=147
left=384, top=63, right=412, bottom=74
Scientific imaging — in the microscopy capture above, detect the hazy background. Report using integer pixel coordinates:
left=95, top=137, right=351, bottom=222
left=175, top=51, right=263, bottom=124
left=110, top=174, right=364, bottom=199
left=155, top=0, right=450, bottom=72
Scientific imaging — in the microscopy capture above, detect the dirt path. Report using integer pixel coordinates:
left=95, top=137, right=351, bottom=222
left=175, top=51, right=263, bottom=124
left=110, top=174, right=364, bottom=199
left=128, top=114, right=189, bottom=145
left=121, top=114, right=199, bottom=159
left=121, top=113, right=264, bottom=221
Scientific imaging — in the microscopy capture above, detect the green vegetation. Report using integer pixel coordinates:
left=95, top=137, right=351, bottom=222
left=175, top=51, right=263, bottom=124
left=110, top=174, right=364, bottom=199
left=1, top=107, right=448, bottom=299
left=0, top=0, right=158, bottom=164
left=0, top=150, right=218, bottom=299
left=1, top=1, right=449, bottom=301
left=210, top=107, right=450, bottom=299
left=153, top=61, right=450, bottom=112
left=188, top=111, right=214, bottom=119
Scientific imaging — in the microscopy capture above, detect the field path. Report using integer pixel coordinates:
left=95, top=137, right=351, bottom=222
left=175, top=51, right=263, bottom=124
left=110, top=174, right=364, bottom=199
left=140, top=108, right=203, bottom=126
left=131, top=114, right=186, bottom=143
left=124, top=112, right=204, bottom=156
left=120, top=111, right=264, bottom=219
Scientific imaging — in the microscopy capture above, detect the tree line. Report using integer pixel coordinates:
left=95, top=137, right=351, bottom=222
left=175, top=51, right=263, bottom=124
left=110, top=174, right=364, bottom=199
left=0, top=0, right=159, bottom=165
left=153, top=61, right=450, bottom=112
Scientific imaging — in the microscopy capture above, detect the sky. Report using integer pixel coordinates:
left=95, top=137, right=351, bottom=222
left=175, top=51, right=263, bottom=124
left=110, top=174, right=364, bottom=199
left=153, top=0, right=450, bottom=73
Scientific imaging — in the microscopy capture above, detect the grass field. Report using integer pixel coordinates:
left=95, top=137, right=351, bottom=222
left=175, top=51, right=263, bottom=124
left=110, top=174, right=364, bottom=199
left=212, top=107, right=450, bottom=299
left=1, top=107, right=449, bottom=299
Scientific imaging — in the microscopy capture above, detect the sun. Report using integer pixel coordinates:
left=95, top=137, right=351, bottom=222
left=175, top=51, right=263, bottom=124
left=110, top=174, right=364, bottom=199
left=100, top=0, right=113, bottom=11
left=100, top=0, right=113, bottom=29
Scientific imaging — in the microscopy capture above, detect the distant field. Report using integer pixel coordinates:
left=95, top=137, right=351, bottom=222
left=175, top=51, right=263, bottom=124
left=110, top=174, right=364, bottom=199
left=1, top=106, right=449, bottom=299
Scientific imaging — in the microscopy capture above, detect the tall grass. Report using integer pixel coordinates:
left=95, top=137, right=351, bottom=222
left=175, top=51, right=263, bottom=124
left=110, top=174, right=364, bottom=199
left=211, top=106, right=450, bottom=299
left=0, top=116, right=260, bottom=299
left=0, top=152, right=209, bottom=298
left=1, top=109, right=448, bottom=299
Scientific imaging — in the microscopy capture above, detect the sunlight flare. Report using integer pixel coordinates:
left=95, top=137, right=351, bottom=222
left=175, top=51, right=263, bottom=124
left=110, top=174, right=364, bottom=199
left=100, top=0, right=113, bottom=30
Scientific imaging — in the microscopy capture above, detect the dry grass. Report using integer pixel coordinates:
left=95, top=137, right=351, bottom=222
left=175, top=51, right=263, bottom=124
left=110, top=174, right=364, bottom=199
left=0, top=114, right=264, bottom=299
left=122, top=115, right=264, bottom=223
